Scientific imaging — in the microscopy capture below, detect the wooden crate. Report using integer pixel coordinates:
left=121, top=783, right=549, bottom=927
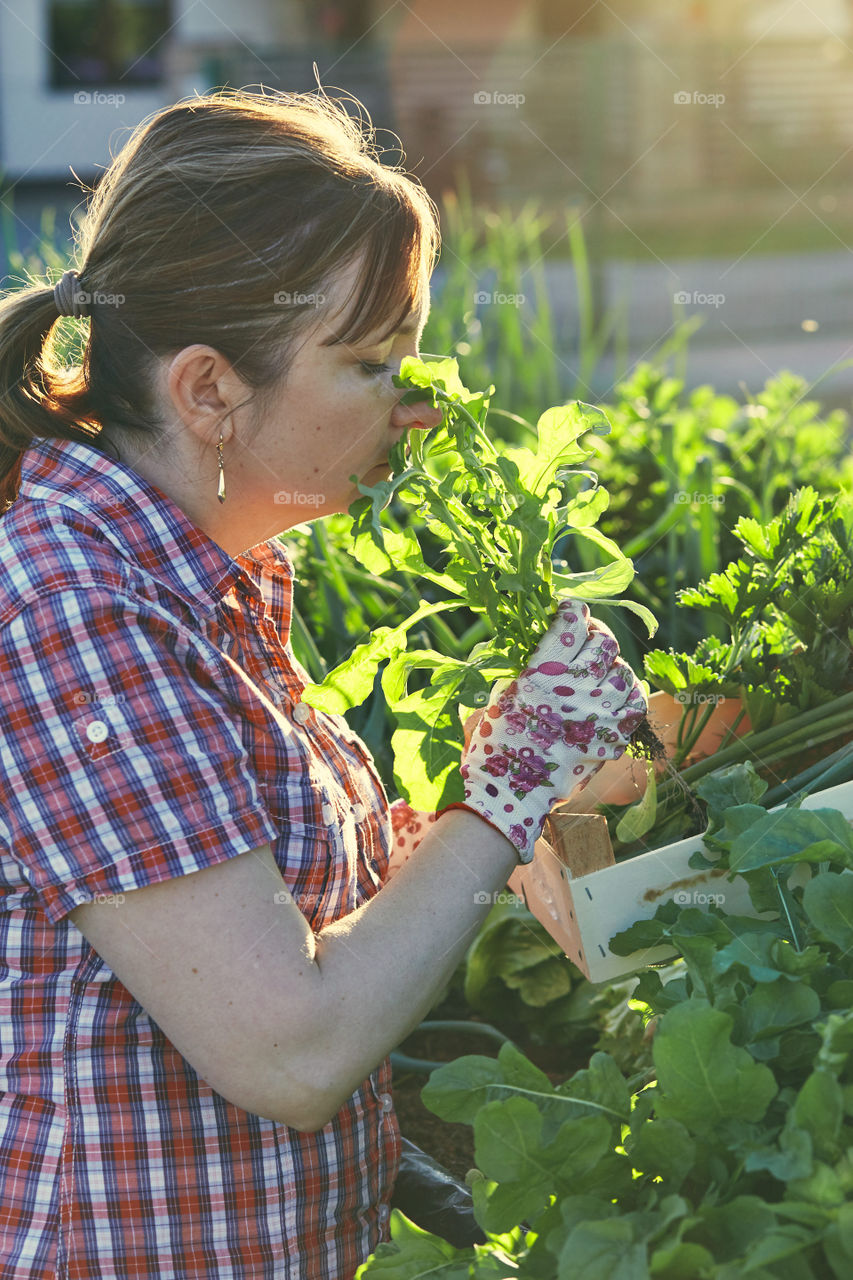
left=507, top=780, right=853, bottom=983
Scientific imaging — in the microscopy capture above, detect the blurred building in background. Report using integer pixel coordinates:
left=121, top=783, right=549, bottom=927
left=2, top=0, right=852, bottom=212
left=2, top=0, right=853, bottom=403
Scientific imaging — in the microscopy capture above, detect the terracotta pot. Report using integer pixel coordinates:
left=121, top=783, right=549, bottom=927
left=647, top=689, right=752, bottom=761
left=559, top=690, right=752, bottom=811
left=461, top=690, right=752, bottom=813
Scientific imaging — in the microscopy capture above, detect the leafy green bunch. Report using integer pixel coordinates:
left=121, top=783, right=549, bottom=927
left=586, top=363, right=853, bottom=666
left=645, top=486, right=853, bottom=739
left=302, top=355, right=656, bottom=811
left=596, top=486, right=853, bottom=861
left=358, top=766, right=853, bottom=1279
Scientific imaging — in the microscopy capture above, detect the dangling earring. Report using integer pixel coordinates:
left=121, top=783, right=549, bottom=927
left=216, top=430, right=226, bottom=504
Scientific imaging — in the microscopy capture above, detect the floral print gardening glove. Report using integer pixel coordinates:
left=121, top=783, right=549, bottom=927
left=440, top=598, right=647, bottom=863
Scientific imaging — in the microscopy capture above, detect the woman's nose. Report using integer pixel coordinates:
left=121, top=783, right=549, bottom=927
left=391, top=398, right=443, bottom=432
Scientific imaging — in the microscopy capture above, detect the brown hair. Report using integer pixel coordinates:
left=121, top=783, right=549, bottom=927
left=0, top=87, right=440, bottom=510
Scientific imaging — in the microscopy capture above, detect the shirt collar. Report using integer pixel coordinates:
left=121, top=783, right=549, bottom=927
left=16, top=436, right=295, bottom=620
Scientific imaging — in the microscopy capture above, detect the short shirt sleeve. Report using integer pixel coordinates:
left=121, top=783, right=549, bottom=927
left=0, top=588, right=279, bottom=924
left=386, top=799, right=437, bottom=881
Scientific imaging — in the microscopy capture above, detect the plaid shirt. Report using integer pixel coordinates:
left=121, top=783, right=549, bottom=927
left=0, top=437, right=402, bottom=1279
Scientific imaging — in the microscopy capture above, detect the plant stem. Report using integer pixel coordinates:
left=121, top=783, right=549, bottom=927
left=673, top=697, right=720, bottom=763
left=652, top=705, right=853, bottom=826
left=787, top=746, right=853, bottom=801
left=418, top=1019, right=512, bottom=1044
left=671, top=694, right=853, bottom=787
left=434, top=387, right=497, bottom=460
left=716, top=706, right=749, bottom=752
left=772, top=868, right=802, bottom=952
left=762, top=740, right=853, bottom=806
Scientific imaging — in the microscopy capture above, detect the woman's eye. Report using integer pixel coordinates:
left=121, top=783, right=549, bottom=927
left=359, top=360, right=391, bottom=376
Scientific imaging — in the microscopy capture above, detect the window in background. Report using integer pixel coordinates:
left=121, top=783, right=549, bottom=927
left=48, top=0, right=171, bottom=89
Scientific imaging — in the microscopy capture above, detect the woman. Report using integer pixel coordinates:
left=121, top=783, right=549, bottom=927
left=0, top=88, right=646, bottom=1278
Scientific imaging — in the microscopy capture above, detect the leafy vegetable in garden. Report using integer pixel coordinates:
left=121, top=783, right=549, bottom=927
left=587, top=364, right=853, bottom=667
left=645, top=485, right=853, bottom=735
left=358, top=766, right=853, bottom=1278
left=302, top=355, right=659, bottom=810
left=460, top=895, right=655, bottom=1072
left=607, top=486, right=853, bottom=856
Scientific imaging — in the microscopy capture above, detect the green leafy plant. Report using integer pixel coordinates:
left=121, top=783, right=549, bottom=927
left=301, top=355, right=658, bottom=811
left=358, top=768, right=853, bottom=1278
left=603, top=486, right=853, bottom=857
left=646, top=486, right=853, bottom=734
left=583, top=364, right=853, bottom=669
left=460, top=896, right=652, bottom=1067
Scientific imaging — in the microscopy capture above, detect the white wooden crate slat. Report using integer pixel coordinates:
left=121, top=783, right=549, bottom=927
left=508, top=780, right=853, bottom=983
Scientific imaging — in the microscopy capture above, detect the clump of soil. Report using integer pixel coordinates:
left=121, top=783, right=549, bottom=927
left=626, top=716, right=668, bottom=766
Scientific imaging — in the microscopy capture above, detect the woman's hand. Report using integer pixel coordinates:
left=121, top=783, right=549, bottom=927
left=443, top=598, right=647, bottom=862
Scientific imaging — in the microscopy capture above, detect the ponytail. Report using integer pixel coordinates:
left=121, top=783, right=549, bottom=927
left=0, top=278, right=100, bottom=510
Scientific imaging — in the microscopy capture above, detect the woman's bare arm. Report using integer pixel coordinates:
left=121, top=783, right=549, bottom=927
left=311, top=807, right=519, bottom=1118
left=69, top=808, right=519, bottom=1132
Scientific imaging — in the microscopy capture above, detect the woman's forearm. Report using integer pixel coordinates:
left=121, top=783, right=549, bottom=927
left=309, top=807, right=520, bottom=1122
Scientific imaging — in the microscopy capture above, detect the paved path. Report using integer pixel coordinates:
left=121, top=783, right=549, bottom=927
left=436, top=248, right=853, bottom=410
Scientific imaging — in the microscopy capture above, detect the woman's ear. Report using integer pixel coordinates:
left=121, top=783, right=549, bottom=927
left=164, top=345, right=241, bottom=437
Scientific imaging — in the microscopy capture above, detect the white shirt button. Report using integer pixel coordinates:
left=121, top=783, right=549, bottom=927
left=321, top=803, right=335, bottom=825
left=86, top=720, right=109, bottom=743
left=292, top=701, right=311, bottom=725
left=379, top=1092, right=393, bottom=1112
left=351, top=803, right=366, bottom=823
left=378, top=1203, right=391, bottom=1223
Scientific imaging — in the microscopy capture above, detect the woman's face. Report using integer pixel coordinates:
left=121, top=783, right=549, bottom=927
left=237, top=253, right=442, bottom=528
